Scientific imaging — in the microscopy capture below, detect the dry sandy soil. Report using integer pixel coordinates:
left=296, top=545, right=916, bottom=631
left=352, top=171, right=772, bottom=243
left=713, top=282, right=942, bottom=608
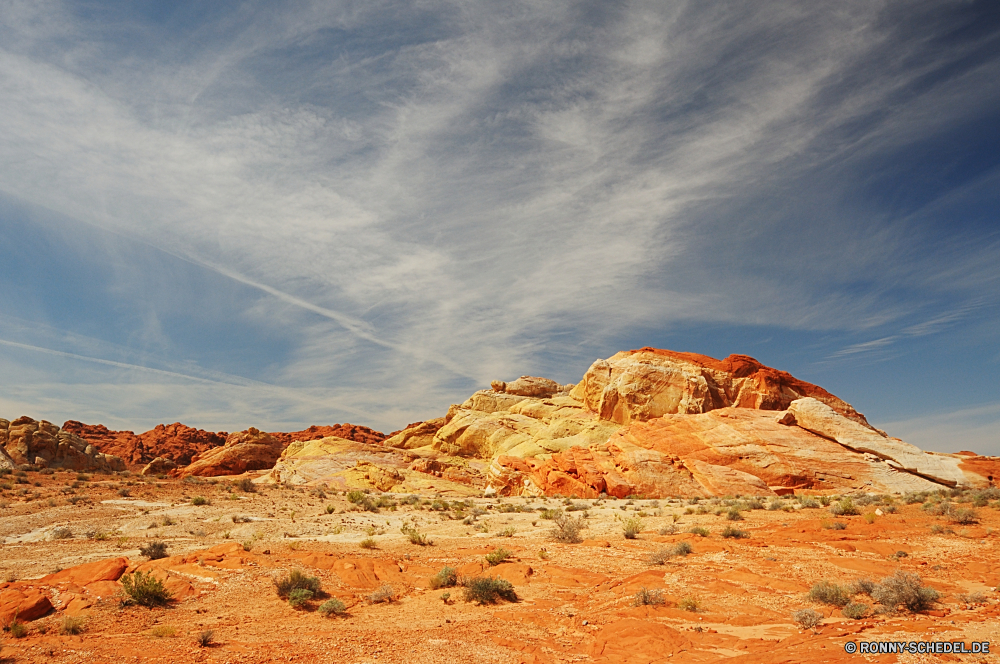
left=2, top=469, right=999, bottom=663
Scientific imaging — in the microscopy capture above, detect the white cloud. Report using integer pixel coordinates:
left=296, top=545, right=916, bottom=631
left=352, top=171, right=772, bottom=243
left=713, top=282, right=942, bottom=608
left=1, top=1, right=998, bottom=430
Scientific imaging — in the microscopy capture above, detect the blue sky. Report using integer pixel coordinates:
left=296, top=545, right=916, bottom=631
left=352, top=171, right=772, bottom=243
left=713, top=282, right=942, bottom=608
left=1, top=1, right=998, bottom=454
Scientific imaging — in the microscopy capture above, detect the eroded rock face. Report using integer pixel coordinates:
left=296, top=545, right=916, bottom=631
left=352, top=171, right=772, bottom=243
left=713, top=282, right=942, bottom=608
left=62, top=421, right=228, bottom=467
left=177, top=428, right=283, bottom=477
left=266, top=424, right=386, bottom=448
left=570, top=348, right=871, bottom=426
left=0, top=417, right=125, bottom=472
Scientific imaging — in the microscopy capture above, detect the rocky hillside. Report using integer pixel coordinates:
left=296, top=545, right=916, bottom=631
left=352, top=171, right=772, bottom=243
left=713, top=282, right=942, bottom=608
left=0, top=417, right=125, bottom=472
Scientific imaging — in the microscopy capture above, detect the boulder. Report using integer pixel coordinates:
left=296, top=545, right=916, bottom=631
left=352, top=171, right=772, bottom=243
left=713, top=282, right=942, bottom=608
left=0, top=416, right=125, bottom=472
left=177, top=428, right=283, bottom=477
left=570, top=348, right=871, bottom=426
left=140, top=456, right=177, bottom=476
left=0, top=586, right=53, bottom=624
left=788, top=398, right=970, bottom=487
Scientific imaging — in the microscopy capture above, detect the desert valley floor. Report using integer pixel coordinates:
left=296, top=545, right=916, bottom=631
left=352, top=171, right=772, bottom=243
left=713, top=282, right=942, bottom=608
left=2, top=470, right=999, bottom=663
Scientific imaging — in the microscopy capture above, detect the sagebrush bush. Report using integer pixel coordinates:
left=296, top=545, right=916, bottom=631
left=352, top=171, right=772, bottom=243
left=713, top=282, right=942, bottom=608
left=632, top=586, right=665, bottom=607
left=872, top=571, right=939, bottom=613
left=464, top=577, right=517, bottom=605
left=792, top=608, right=822, bottom=629
left=830, top=499, right=859, bottom=516
left=842, top=602, right=869, bottom=620
left=429, top=566, right=458, bottom=589
left=195, top=630, right=215, bottom=647
left=274, top=570, right=322, bottom=598
left=140, top=541, right=169, bottom=560
left=725, top=508, right=743, bottom=521
left=848, top=578, right=876, bottom=596
left=318, top=598, right=346, bottom=616
left=950, top=507, right=978, bottom=524
left=288, top=588, right=314, bottom=608
left=60, top=615, right=86, bottom=635
left=120, top=571, right=173, bottom=607
left=621, top=516, right=644, bottom=539
left=808, top=580, right=850, bottom=607
left=191, top=496, right=208, bottom=506
left=721, top=526, right=749, bottom=539
left=346, top=490, right=366, bottom=504
left=485, top=547, right=512, bottom=566
left=677, top=597, right=698, bottom=612
left=549, top=513, right=586, bottom=543
left=368, top=584, right=395, bottom=604
left=236, top=477, right=256, bottom=493
left=688, top=526, right=709, bottom=537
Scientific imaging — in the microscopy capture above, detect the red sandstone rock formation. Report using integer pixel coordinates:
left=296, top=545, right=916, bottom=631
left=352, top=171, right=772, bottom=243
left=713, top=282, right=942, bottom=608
left=62, top=421, right=227, bottom=467
left=266, top=424, right=386, bottom=447
left=177, top=428, right=284, bottom=477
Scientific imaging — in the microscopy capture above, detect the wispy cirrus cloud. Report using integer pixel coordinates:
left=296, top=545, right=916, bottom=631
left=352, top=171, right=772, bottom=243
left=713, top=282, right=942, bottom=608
left=1, top=1, right=998, bottom=432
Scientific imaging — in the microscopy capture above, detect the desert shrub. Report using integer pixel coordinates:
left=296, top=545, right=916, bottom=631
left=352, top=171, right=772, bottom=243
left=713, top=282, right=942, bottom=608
left=8, top=621, right=28, bottom=638
left=767, top=499, right=784, bottom=511
left=842, top=602, right=869, bottom=619
left=539, top=508, right=559, bottom=520
left=325, top=504, right=336, bottom=514
left=139, top=541, right=169, bottom=560
left=76, top=473, right=90, bottom=482
left=346, top=490, right=366, bottom=504
left=743, top=498, right=764, bottom=510
left=235, top=477, right=256, bottom=493
left=274, top=570, right=321, bottom=598
left=808, top=580, right=850, bottom=606
left=195, top=630, right=215, bottom=647
left=148, top=625, right=176, bottom=638
left=797, top=497, right=820, bottom=509
left=118, top=488, right=131, bottom=497
left=721, top=526, right=749, bottom=539
left=863, top=512, right=876, bottom=524
left=120, top=570, right=173, bottom=607
left=649, top=547, right=672, bottom=565
left=401, top=525, right=431, bottom=546
left=497, top=526, right=516, bottom=538
left=485, top=547, right=512, bottom=566
left=792, top=608, right=822, bottom=629
left=830, top=498, right=859, bottom=516
left=368, top=584, right=395, bottom=604
left=872, top=571, right=939, bottom=613
left=823, top=521, right=847, bottom=530
left=848, top=578, right=876, bottom=596
left=359, top=538, right=377, bottom=549
left=318, top=598, right=346, bottom=616
left=51, top=526, right=73, bottom=540
left=672, top=541, right=692, bottom=556
left=725, top=508, right=743, bottom=521
left=688, top=526, right=709, bottom=537
left=549, top=513, right=586, bottom=543
left=191, top=496, right=208, bottom=506
left=60, top=615, right=86, bottom=635
left=430, top=566, right=458, bottom=590
left=677, top=597, right=699, bottom=612
left=288, top=588, right=314, bottom=608
left=950, top=507, right=978, bottom=524
left=958, top=591, right=987, bottom=604
left=231, top=514, right=253, bottom=523
left=632, top=586, right=665, bottom=607
left=621, top=516, right=644, bottom=539
left=464, top=577, right=517, bottom=605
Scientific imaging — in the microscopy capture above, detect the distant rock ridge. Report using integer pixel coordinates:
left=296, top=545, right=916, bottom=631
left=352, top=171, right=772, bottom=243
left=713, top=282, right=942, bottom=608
left=0, top=417, right=125, bottom=472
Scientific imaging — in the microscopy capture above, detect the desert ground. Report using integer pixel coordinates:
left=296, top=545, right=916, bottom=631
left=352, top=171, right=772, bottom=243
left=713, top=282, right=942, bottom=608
left=2, top=468, right=999, bottom=663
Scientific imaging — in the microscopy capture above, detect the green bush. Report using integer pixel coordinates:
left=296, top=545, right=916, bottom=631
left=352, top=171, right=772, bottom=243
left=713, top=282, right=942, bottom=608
left=429, top=566, right=458, bottom=589
left=120, top=570, right=173, bottom=607
left=401, top=525, right=431, bottom=546
left=830, top=499, right=859, bottom=516
left=368, top=584, right=395, bottom=604
left=688, top=526, right=709, bottom=537
left=464, top=577, right=517, bottom=605
left=8, top=621, right=28, bottom=638
left=842, top=602, right=869, bottom=619
left=677, top=597, right=699, bottom=612
left=318, top=598, right=346, bottom=616
left=274, top=570, right=322, bottom=598
left=288, top=588, right=314, bottom=608
left=191, top=496, right=209, bottom=506
left=235, top=477, right=256, bottom=493
left=672, top=541, right=692, bottom=556
left=347, top=490, right=366, bottom=504
left=848, top=578, right=876, bottom=596
left=485, top=547, right=512, bottom=566
left=725, top=508, right=743, bottom=521
left=808, top=580, right=850, bottom=607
